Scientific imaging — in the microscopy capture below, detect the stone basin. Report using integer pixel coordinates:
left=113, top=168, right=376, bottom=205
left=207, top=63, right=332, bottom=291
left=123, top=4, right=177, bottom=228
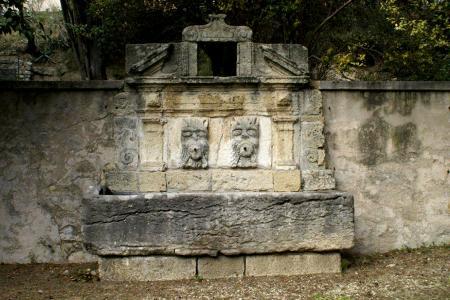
left=82, top=191, right=354, bottom=257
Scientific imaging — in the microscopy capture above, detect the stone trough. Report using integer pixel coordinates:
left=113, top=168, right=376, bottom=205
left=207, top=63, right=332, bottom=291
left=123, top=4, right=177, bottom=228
left=82, top=14, right=354, bottom=281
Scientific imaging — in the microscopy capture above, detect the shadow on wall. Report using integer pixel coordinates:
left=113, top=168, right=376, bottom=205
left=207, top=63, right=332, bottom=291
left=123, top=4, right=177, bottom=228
left=358, top=92, right=424, bottom=166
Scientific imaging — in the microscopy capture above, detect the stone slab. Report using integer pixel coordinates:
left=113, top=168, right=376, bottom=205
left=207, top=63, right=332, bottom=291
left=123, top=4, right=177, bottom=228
left=82, top=191, right=354, bottom=256
left=198, top=256, right=244, bottom=279
left=99, top=256, right=196, bottom=281
left=246, top=252, right=341, bottom=276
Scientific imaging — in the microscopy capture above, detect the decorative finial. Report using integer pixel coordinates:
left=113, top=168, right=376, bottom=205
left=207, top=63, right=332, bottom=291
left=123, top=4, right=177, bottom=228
left=208, top=14, right=226, bottom=23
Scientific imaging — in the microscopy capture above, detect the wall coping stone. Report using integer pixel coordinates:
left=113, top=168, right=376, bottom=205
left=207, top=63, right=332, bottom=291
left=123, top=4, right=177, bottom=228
left=312, top=81, right=450, bottom=91
left=0, top=80, right=124, bottom=90
left=1, top=80, right=448, bottom=91
left=125, top=76, right=309, bottom=86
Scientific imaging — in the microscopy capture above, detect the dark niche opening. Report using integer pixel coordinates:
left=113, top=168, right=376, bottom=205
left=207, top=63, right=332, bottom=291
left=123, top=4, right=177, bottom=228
left=197, top=42, right=237, bottom=76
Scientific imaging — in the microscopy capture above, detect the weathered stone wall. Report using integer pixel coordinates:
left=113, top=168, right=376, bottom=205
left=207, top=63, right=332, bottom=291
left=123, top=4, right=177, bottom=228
left=0, top=81, right=122, bottom=263
left=0, top=81, right=448, bottom=263
left=318, top=81, right=450, bottom=254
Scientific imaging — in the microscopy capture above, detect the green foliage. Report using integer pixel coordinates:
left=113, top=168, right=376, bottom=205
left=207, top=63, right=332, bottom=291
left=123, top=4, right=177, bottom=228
left=32, top=10, right=69, bottom=61
left=0, top=0, right=33, bottom=36
left=341, top=257, right=351, bottom=272
left=313, top=294, right=353, bottom=300
left=1, top=0, right=68, bottom=57
left=380, top=0, right=449, bottom=80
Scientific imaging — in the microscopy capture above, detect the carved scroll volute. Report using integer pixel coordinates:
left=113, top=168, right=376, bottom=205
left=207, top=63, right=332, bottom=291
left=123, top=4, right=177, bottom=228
left=231, top=117, right=259, bottom=168
left=180, top=119, right=209, bottom=169
left=114, top=117, right=139, bottom=170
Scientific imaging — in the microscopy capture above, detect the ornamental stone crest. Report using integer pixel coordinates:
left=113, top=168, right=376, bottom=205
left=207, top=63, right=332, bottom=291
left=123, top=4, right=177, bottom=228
left=182, top=14, right=252, bottom=42
left=231, top=117, right=259, bottom=168
left=181, top=119, right=209, bottom=169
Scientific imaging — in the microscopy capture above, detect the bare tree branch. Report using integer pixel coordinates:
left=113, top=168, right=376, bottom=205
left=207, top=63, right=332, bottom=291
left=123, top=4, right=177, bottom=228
left=307, top=0, right=354, bottom=47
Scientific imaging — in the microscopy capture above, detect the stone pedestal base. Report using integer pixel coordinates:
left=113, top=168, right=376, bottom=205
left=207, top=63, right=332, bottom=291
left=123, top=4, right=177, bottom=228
left=99, top=252, right=341, bottom=281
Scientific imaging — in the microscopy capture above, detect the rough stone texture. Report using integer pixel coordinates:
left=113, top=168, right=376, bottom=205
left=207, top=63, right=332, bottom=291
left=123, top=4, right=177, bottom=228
left=0, top=53, right=32, bottom=81
left=211, top=170, right=274, bottom=191
left=99, top=256, right=196, bottom=281
left=82, top=192, right=354, bottom=256
left=198, top=256, right=244, bottom=279
left=246, top=253, right=341, bottom=276
left=273, top=170, right=301, bottom=192
left=323, top=89, right=450, bottom=253
left=302, top=170, right=336, bottom=191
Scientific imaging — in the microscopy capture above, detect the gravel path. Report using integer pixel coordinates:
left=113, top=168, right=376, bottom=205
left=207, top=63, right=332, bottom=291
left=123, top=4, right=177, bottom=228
left=1, top=246, right=448, bottom=299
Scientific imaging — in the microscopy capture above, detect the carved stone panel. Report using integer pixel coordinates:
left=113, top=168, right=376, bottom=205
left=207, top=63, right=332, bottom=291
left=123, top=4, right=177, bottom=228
left=181, top=119, right=209, bottom=169
left=301, top=121, right=326, bottom=170
left=231, top=117, right=259, bottom=168
left=253, top=43, right=308, bottom=77
left=114, top=117, right=138, bottom=170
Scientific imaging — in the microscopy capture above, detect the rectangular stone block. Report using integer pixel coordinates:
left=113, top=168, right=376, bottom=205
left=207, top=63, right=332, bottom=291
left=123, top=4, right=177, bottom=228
left=166, top=170, right=210, bottom=192
left=198, top=256, right=244, bottom=279
left=211, top=170, right=273, bottom=191
left=246, top=252, right=341, bottom=276
left=302, top=169, right=336, bottom=191
left=140, top=119, right=164, bottom=170
left=99, top=256, right=196, bottom=281
left=139, top=172, right=166, bottom=192
left=301, top=121, right=325, bottom=148
left=105, top=171, right=138, bottom=194
left=83, top=192, right=354, bottom=256
left=273, top=170, right=301, bottom=192
left=272, top=116, right=297, bottom=169
left=237, top=42, right=252, bottom=76
left=302, top=89, right=322, bottom=115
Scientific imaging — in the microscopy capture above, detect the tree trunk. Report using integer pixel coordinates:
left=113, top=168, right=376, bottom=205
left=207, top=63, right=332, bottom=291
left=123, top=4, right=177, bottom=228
left=60, top=0, right=106, bottom=80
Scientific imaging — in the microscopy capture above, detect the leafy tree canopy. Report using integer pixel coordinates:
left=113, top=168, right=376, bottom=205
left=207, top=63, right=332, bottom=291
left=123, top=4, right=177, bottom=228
left=2, top=0, right=449, bottom=80
left=83, top=0, right=448, bottom=80
left=0, top=0, right=40, bottom=54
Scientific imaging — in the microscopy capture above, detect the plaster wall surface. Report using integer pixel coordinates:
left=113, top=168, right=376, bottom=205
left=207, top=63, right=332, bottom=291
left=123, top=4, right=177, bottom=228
left=0, top=83, right=120, bottom=263
left=0, top=81, right=448, bottom=262
left=321, top=83, right=450, bottom=254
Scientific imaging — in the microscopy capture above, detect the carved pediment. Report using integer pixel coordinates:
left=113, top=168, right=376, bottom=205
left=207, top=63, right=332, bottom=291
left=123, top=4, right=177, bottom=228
left=261, top=45, right=307, bottom=76
left=182, top=14, right=252, bottom=42
left=128, top=44, right=170, bottom=75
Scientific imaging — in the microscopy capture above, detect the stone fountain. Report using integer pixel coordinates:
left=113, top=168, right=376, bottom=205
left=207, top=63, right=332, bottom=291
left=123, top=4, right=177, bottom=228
left=82, top=15, right=354, bottom=281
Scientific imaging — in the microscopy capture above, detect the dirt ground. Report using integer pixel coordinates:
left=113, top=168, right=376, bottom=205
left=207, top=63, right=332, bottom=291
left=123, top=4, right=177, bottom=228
left=1, top=246, right=448, bottom=300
